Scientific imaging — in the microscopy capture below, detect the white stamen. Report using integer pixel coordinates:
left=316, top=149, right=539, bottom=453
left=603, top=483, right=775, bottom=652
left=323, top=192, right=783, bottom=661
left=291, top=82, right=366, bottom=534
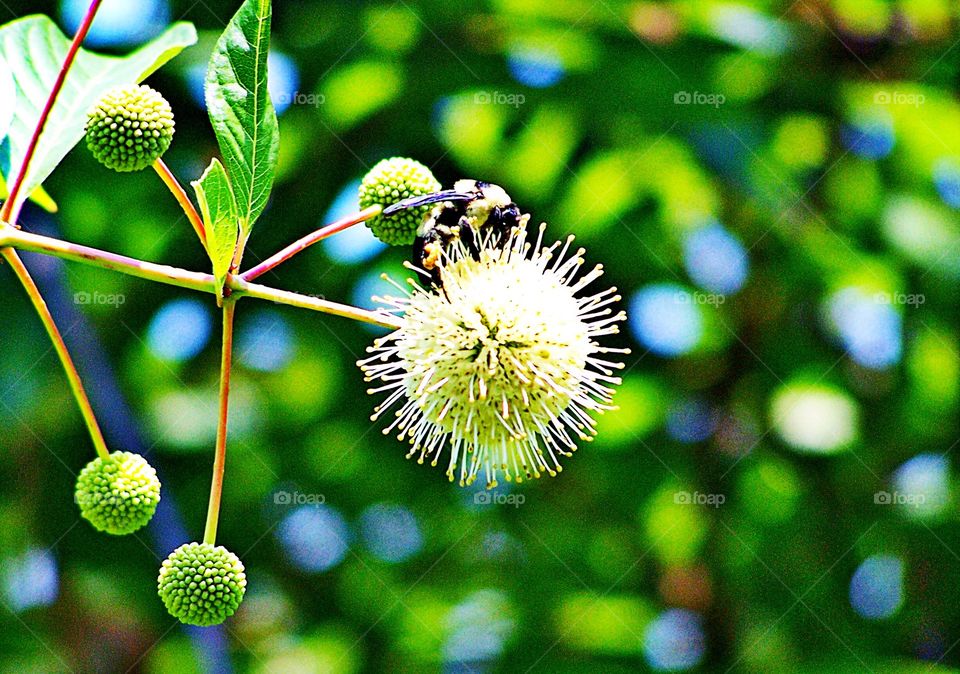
left=357, top=223, right=626, bottom=488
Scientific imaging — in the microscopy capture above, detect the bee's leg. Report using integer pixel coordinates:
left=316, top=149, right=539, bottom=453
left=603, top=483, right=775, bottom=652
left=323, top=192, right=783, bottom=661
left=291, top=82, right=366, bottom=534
left=499, top=205, right=527, bottom=248
left=411, top=236, right=427, bottom=271
left=458, top=216, right=481, bottom=258
left=487, top=207, right=503, bottom=241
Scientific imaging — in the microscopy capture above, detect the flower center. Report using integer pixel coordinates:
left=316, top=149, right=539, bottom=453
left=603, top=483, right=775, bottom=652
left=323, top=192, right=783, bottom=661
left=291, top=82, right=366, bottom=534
left=402, top=253, right=592, bottom=445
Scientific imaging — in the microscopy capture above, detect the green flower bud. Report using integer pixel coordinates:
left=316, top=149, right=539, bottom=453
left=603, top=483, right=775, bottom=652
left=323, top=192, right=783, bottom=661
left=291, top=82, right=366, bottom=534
left=359, top=157, right=441, bottom=245
left=85, top=84, right=175, bottom=172
left=75, top=451, right=161, bottom=535
left=157, top=542, right=246, bottom=626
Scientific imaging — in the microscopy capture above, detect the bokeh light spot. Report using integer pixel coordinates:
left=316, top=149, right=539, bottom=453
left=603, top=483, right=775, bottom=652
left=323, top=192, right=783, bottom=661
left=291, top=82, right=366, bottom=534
left=891, top=453, right=950, bottom=519
left=322, top=180, right=388, bottom=265
left=629, top=284, right=703, bottom=358
left=277, top=504, right=351, bottom=573
left=267, top=50, right=301, bottom=116
left=1, top=548, right=58, bottom=612
left=849, top=555, right=904, bottom=620
left=642, top=608, right=706, bottom=671
left=842, top=116, right=895, bottom=159
left=237, top=309, right=295, bottom=373
left=933, top=158, right=960, bottom=209
left=507, top=47, right=564, bottom=88
left=826, top=287, right=903, bottom=370
left=146, top=298, right=212, bottom=362
left=683, top=222, right=749, bottom=295
left=770, top=381, right=858, bottom=454
left=359, top=503, right=423, bottom=563
left=60, top=0, right=169, bottom=47
left=666, top=398, right=716, bottom=444
left=443, top=589, right=515, bottom=664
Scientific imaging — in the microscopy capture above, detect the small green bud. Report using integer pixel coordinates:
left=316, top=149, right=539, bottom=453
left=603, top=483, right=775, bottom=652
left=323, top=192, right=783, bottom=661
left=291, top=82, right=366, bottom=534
left=85, top=84, right=175, bottom=172
left=75, top=451, right=161, bottom=535
left=157, top=542, right=247, bottom=626
left=359, top=157, right=441, bottom=245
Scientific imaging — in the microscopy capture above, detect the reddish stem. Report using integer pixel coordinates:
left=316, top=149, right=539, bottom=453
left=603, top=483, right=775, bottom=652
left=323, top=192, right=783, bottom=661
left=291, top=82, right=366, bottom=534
left=153, top=159, right=206, bottom=246
left=1, top=0, right=104, bottom=224
left=1, top=248, right=110, bottom=460
left=203, top=299, right=236, bottom=545
left=240, top=205, right=381, bottom=282
left=0, top=0, right=109, bottom=461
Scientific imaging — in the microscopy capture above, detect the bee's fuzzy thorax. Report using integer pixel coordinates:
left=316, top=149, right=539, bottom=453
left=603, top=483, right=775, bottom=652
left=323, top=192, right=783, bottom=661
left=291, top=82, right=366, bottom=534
left=453, top=180, right=513, bottom=228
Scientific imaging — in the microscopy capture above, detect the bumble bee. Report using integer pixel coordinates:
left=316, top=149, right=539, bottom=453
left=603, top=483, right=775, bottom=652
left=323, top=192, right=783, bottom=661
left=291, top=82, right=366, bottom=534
left=382, top=179, right=527, bottom=288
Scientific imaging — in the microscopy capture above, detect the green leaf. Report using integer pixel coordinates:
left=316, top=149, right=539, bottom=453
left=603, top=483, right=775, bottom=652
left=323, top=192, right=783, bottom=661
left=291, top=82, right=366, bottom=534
left=205, top=0, right=279, bottom=237
left=0, top=174, right=57, bottom=213
left=0, top=54, right=14, bottom=144
left=0, top=15, right=197, bottom=205
left=192, top=158, right=239, bottom=304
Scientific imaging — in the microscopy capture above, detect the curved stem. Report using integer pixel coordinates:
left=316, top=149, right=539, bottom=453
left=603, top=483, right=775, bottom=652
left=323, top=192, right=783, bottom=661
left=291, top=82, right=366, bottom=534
left=1, top=247, right=110, bottom=460
left=153, top=159, right=206, bottom=247
left=0, top=0, right=108, bottom=463
left=232, top=276, right=399, bottom=326
left=2, top=0, right=103, bottom=224
left=241, top=205, right=382, bottom=282
left=203, top=299, right=236, bottom=545
left=0, top=226, right=402, bottom=329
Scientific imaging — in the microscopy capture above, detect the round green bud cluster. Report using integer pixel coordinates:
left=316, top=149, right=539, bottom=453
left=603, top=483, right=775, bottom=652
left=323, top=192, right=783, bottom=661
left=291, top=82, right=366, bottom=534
left=75, top=451, right=161, bottom=535
left=85, top=84, right=175, bottom=172
left=157, top=542, right=247, bottom=626
left=359, top=157, right=441, bottom=245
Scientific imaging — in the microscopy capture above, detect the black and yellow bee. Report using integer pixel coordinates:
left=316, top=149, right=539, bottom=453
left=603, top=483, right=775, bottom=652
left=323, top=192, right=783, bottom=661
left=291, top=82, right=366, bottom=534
left=382, top=179, right=527, bottom=287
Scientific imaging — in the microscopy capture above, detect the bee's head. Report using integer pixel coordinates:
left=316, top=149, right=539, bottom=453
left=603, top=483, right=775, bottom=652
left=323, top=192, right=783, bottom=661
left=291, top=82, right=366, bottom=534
left=454, top=180, right=513, bottom=209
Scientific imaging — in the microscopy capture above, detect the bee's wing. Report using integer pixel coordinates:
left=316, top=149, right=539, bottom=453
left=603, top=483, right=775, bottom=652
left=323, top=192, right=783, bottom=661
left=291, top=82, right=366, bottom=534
left=382, top=190, right=473, bottom=216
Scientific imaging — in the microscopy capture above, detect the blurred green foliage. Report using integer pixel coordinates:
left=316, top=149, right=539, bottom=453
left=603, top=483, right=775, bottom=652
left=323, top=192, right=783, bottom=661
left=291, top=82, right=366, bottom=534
left=3, top=0, right=960, bottom=672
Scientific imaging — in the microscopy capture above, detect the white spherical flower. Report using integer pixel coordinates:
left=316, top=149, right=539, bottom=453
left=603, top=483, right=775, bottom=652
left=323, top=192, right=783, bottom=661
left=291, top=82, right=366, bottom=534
left=359, top=224, right=628, bottom=488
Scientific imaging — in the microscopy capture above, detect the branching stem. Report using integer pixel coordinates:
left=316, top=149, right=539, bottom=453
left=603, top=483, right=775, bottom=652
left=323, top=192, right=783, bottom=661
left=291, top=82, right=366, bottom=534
left=0, top=225, right=402, bottom=329
left=241, top=205, right=381, bottom=282
left=0, top=0, right=109, bottom=462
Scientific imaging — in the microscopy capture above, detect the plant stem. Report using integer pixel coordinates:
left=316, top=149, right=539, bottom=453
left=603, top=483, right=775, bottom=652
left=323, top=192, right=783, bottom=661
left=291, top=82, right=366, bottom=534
left=1, top=248, right=110, bottom=460
left=0, top=226, right=402, bottom=329
left=241, top=205, right=382, bottom=282
left=0, top=0, right=109, bottom=462
left=153, top=159, right=206, bottom=247
left=2, top=226, right=213, bottom=291
left=203, top=299, right=236, bottom=545
left=232, top=276, right=397, bottom=325
left=2, top=0, right=103, bottom=223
